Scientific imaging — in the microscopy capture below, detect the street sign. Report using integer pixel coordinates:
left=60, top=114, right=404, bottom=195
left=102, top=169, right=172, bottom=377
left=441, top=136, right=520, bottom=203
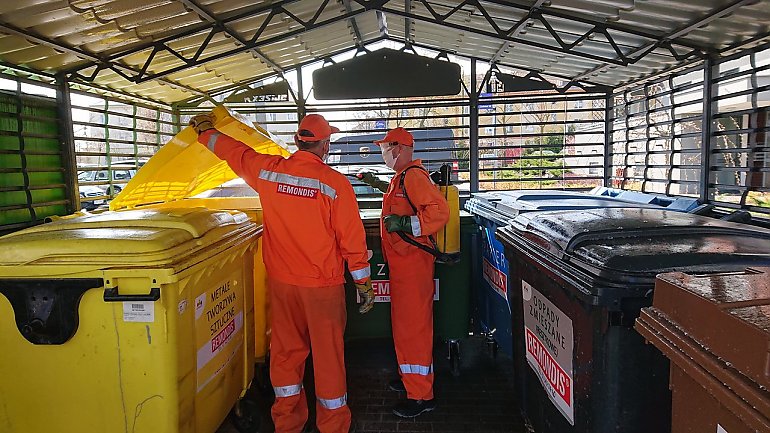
left=479, top=92, right=493, bottom=111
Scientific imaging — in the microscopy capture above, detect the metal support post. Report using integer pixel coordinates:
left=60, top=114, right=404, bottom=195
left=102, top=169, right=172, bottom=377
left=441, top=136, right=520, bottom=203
left=470, top=59, right=480, bottom=192
left=56, top=74, right=79, bottom=214
left=296, top=65, right=307, bottom=121
left=699, top=57, right=718, bottom=203
left=603, top=92, right=613, bottom=188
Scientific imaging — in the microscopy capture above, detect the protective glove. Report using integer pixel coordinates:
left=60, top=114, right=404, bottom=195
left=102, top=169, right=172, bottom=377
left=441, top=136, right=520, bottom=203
left=356, top=171, right=389, bottom=193
left=383, top=214, right=413, bottom=233
left=355, top=279, right=375, bottom=314
left=189, top=114, right=215, bottom=135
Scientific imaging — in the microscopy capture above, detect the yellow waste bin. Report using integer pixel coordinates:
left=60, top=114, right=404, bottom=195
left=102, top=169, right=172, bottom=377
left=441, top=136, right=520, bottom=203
left=139, top=196, right=270, bottom=362
left=109, top=105, right=290, bottom=363
left=0, top=208, right=260, bottom=433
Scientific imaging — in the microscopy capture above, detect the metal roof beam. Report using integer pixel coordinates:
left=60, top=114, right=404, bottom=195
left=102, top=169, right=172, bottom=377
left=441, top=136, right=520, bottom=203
left=177, top=0, right=285, bottom=74
left=480, top=0, right=711, bottom=51
left=341, top=0, right=364, bottom=45
left=377, top=2, right=640, bottom=66
left=0, top=20, right=210, bottom=100
left=404, top=0, right=412, bottom=46
left=133, top=4, right=373, bottom=84
left=99, top=0, right=303, bottom=64
left=490, top=0, right=547, bottom=64
left=571, top=0, right=755, bottom=82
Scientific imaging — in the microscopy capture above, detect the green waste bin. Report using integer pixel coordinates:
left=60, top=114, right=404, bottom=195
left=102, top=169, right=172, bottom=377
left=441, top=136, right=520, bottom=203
left=345, top=209, right=473, bottom=373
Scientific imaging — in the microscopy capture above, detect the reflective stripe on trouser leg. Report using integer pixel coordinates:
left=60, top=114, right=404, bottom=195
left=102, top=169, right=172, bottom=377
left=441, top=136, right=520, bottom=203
left=274, top=384, right=303, bottom=398
left=389, top=249, right=436, bottom=401
left=317, top=393, right=348, bottom=410
left=399, top=364, right=434, bottom=376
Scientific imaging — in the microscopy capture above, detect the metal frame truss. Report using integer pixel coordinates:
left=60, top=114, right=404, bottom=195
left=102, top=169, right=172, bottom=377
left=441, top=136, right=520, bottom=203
left=1, top=0, right=764, bottom=100
left=61, top=0, right=709, bottom=84
left=68, top=0, right=376, bottom=85
left=374, top=0, right=708, bottom=66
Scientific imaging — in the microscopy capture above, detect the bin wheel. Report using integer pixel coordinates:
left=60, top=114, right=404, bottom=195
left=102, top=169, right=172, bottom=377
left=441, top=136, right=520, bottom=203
left=448, top=340, right=461, bottom=377
left=230, top=399, right=261, bottom=433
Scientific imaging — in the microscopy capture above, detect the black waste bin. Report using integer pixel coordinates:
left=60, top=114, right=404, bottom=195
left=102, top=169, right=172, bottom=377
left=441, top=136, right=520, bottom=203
left=464, top=190, right=667, bottom=358
left=496, top=207, right=770, bottom=433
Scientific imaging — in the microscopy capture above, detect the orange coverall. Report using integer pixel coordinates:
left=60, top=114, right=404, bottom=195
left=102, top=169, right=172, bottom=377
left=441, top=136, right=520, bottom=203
left=381, top=159, right=450, bottom=401
left=199, top=130, right=370, bottom=433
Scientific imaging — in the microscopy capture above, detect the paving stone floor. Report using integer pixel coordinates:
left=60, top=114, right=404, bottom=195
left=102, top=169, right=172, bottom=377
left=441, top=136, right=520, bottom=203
left=217, top=335, right=526, bottom=433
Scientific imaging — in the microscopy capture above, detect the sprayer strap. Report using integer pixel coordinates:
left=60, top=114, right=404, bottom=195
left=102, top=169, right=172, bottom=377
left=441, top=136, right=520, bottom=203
left=397, top=166, right=441, bottom=255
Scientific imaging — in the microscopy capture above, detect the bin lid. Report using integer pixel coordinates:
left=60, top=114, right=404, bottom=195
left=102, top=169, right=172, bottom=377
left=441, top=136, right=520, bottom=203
left=109, top=106, right=290, bottom=211
left=465, top=190, right=651, bottom=224
left=501, top=207, right=770, bottom=288
left=0, top=208, right=252, bottom=266
left=653, top=270, right=770, bottom=389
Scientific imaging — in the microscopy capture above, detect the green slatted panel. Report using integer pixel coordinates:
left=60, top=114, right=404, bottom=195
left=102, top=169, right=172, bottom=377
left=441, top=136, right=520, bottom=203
left=0, top=90, right=67, bottom=231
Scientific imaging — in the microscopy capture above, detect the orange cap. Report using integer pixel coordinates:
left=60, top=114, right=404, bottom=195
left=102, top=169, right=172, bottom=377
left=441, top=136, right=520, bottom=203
left=374, top=127, right=414, bottom=147
left=295, top=114, right=340, bottom=142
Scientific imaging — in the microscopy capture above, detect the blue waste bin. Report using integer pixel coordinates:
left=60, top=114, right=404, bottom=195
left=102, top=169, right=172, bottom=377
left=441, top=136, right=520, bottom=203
left=465, top=189, right=699, bottom=357
left=496, top=207, right=770, bottom=433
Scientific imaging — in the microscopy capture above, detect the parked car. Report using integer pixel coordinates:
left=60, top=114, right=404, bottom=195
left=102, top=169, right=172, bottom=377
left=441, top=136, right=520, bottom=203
left=79, top=184, right=106, bottom=211
left=77, top=165, right=137, bottom=196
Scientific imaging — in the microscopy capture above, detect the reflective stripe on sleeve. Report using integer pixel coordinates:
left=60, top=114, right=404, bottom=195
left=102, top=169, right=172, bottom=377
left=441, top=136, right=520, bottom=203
left=207, top=132, right=221, bottom=152
left=399, top=363, right=433, bottom=376
left=410, top=215, right=422, bottom=237
left=318, top=393, right=348, bottom=410
left=273, top=384, right=303, bottom=398
left=350, top=266, right=371, bottom=281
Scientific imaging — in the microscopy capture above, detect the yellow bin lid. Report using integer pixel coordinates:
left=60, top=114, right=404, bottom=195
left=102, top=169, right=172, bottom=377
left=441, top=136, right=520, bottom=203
left=110, top=106, right=291, bottom=211
left=0, top=208, right=253, bottom=267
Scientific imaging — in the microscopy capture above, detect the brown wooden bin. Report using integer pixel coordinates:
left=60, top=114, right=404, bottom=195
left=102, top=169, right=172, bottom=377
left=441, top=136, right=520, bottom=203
left=635, top=269, right=770, bottom=433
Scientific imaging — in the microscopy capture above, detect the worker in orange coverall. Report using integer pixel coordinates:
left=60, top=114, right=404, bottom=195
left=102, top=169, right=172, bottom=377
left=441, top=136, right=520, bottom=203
left=358, top=127, right=450, bottom=418
left=189, top=113, right=375, bottom=433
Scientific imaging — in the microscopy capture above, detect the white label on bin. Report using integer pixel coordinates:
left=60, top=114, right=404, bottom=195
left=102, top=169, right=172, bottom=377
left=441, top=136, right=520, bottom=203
left=522, top=280, right=574, bottom=425
left=195, top=292, right=206, bottom=319
left=123, top=301, right=155, bottom=323
left=357, top=279, right=439, bottom=303
left=717, top=425, right=728, bottom=433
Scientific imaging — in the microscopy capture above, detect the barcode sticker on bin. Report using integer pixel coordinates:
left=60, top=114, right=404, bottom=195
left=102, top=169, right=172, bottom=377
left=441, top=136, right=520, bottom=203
left=123, top=301, right=155, bottom=322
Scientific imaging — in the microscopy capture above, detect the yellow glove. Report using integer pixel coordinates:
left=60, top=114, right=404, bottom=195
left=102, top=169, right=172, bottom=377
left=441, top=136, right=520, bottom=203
left=189, top=114, right=215, bottom=135
left=355, top=279, right=375, bottom=314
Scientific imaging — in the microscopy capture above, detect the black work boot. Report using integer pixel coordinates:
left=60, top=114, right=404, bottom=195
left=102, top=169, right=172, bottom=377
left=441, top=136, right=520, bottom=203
left=392, top=398, right=436, bottom=418
left=388, top=378, right=406, bottom=392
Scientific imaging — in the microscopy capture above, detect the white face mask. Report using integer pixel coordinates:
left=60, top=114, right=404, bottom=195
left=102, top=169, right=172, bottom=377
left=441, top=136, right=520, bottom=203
left=381, top=145, right=397, bottom=169
left=321, top=141, right=330, bottom=163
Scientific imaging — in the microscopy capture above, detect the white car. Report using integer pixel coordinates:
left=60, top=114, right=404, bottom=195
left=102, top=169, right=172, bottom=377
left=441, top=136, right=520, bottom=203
left=79, top=185, right=106, bottom=210
left=77, top=165, right=137, bottom=196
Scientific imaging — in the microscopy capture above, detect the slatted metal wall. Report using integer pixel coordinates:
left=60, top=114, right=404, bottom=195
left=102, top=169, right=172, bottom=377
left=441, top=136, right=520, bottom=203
left=710, top=44, right=770, bottom=213
left=71, top=89, right=176, bottom=203
left=0, top=75, right=70, bottom=233
left=610, top=42, right=770, bottom=216
left=609, top=64, right=705, bottom=198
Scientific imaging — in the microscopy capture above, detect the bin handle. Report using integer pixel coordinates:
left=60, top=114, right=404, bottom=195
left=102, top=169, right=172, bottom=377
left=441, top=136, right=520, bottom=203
left=103, top=287, right=160, bottom=302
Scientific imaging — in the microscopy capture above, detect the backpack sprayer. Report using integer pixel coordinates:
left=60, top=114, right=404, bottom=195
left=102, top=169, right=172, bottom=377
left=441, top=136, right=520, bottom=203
left=349, top=164, right=461, bottom=264
left=395, top=164, right=461, bottom=265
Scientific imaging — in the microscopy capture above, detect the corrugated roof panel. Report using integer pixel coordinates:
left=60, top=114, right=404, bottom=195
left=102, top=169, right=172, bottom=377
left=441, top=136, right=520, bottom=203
left=1, top=0, right=769, bottom=102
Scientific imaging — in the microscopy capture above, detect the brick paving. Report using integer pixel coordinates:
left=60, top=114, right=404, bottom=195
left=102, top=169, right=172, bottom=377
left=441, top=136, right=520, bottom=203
left=217, top=336, right=525, bottom=433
